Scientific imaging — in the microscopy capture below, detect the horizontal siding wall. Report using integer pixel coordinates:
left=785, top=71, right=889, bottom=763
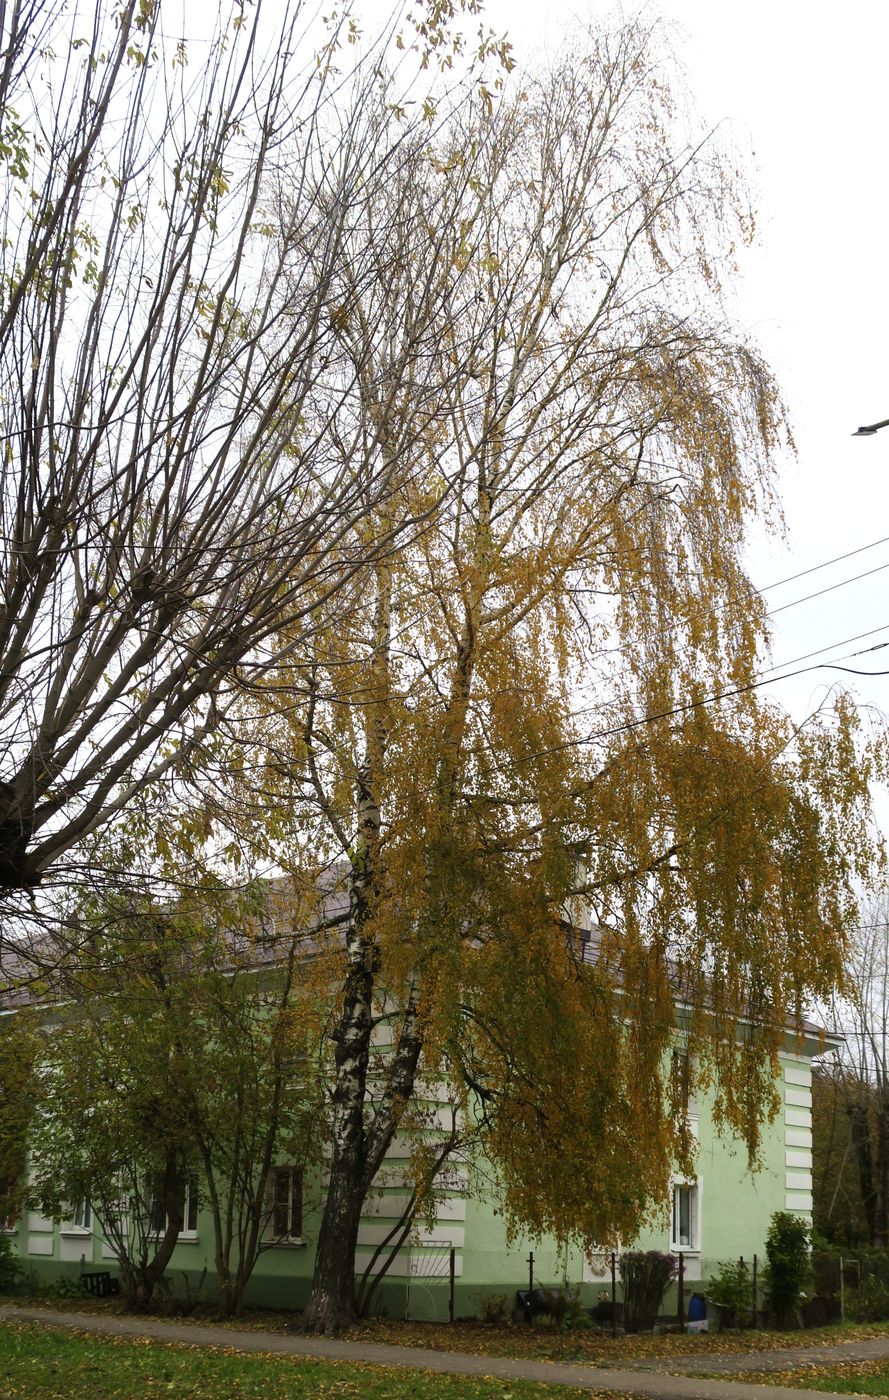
left=783, top=1060, right=813, bottom=1217
left=357, top=1005, right=469, bottom=1298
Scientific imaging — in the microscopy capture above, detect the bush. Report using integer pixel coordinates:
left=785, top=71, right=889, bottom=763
left=706, top=1259, right=751, bottom=1325
left=153, top=1269, right=206, bottom=1318
left=764, top=1211, right=811, bottom=1327
left=0, top=1234, right=24, bottom=1294
left=620, top=1251, right=677, bottom=1331
left=845, top=1274, right=889, bottom=1323
left=538, top=1284, right=590, bottom=1332
left=477, top=1292, right=509, bottom=1325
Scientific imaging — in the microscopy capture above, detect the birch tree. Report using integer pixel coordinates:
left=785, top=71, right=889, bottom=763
left=233, top=21, right=882, bottom=1331
left=21, top=12, right=880, bottom=1332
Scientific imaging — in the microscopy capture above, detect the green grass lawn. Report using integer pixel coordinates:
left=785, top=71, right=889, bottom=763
left=8, top=1292, right=889, bottom=1366
left=0, top=1321, right=611, bottom=1399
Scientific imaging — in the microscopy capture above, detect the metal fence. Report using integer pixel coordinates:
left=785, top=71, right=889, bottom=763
left=403, top=1243, right=454, bottom=1322
left=388, top=1245, right=889, bottom=1327
left=811, top=1251, right=889, bottom=1323
left=400, top=1243, right=581, bottom=1323
left=459, top=1245, right=578, bottom=1323
left=393, top=1246, right=766, bottom=1326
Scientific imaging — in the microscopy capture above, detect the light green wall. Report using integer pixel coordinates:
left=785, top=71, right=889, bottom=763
left=6, top=1048, right=816, bottom=1318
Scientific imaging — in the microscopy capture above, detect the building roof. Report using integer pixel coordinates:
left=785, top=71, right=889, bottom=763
left=1, top=874, right=844, bottom=1053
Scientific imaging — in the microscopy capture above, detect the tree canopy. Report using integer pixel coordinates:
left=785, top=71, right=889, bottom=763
left=26, top=884, right=328, bottom=1310
left=198, top=19, right=883, bottom=1330
left=1, top=4, right=884, bottom=1336
left=0, top=0, right=507, bottom=905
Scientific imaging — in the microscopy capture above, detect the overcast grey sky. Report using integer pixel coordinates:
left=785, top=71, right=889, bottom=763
left=474, top=0, right=889, bottom=734
left=250, top=0, right=889, bottom=740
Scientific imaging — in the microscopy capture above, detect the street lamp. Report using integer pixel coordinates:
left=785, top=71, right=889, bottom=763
left=853, top=417, right=889, bottom=437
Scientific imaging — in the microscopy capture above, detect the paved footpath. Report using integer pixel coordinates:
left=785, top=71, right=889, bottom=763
left=636, top=1335, right=889, bottom=1376
left=3, top=1305, right=889, bottom=1399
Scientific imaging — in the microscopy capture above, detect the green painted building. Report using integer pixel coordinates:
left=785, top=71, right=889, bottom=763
left=4, top=1020, right=831, bottom=1320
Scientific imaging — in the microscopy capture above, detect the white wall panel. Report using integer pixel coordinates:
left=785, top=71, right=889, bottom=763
left=785, top=1087, right=813, bottom=1108
left=786, top=1150, right=813, bottom=1170
left=784, top=1064, right=812, bottom=1087
left=785, top=1108, right=811, bottom=1128
left=785, top=1128, right=813, bottom=1149
left=785, top=1191, right=813, bottom=1212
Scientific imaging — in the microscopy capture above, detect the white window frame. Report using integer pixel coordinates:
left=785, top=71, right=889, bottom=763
left=270, top=1166, right=304, bottom=1245
left=61, top=1199, right=92, bottom=1236
left=670, top=1178, right=701, bottom=1254
left=179, top=1174, right=198, bottom=1239
left=150, top=1173, right=199, bottom=1242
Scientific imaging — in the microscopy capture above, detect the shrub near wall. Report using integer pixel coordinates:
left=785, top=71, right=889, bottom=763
left=706, top=1259, right=752, bottom=1327
left=620, top=1251, right=676, bottom=1331
left=812, top=1245, right=889, bottom=1322
left=764, top=1212, right=811, bottom=1328
left=0, top=1235, right=23, bottom=1295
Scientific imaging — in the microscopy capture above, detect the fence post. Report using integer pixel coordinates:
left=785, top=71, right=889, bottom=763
left=677, top=1250, right=685, bottom=1330
left=527, top=1251, right=534, bottom=1326
left=752, top=1253, right=758, bottom=1328
left=449, top=1247, right=455, bottom=1324
left=857, top=1258, right=862, bottom=1318
left=839, top=1256, right=844, bottom=1323
left=611, top=1251, right=617, bottom=1337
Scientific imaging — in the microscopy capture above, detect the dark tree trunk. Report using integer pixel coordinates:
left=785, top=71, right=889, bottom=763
left=301, top=950, right=373, bottom=1333
left=126, top=1151, right=183, bottom=1309
left=848, top=1099, right=878, bottom=1246
left=875, top=1097, right=889, bottom=1248
left=303, top=1143, right=367, bottom=1331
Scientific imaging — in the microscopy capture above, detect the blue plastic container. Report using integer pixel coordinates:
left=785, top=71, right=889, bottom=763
left=687, top=1293, right=706, bottom=1322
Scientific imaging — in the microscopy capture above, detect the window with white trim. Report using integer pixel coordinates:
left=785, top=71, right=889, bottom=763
left=670, top=1181, right=699, bottom=1251
left=61, top=1199, right=92, bottom=1234
left=150, top=1173, right=198, bottom=1238
left=272, top=1167, right=303, bottom=1241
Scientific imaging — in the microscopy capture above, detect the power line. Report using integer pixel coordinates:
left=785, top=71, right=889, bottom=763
left=533, top=625, right=889, bottom=734
left=572, top=532, right=889, bottom=622
left=768, top=558, right=889, bottom=617
left=580, top=658, right=887, bottom=756
left=433, top=529, right=889, bottom=776
left=477, top=636, right=889, bottom=777
left=760, top=532, right=889, bottom=592
left=583, top=657, right=888, bottom=748
left=759, top=623, right=889, bottom=675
